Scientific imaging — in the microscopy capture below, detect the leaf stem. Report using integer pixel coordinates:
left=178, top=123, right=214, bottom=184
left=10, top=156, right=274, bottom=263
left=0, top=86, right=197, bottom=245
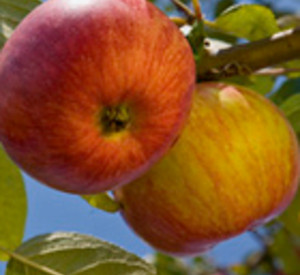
left=0, top=245, right=64, bottom=275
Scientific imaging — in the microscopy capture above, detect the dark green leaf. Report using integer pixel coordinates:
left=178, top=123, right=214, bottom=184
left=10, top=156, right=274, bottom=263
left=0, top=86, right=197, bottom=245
left=283, top=59, right=300, bottom=78
left=6, top=232, right=156, bottom=275
left=270, top=79, right=300, bottom=106
left=0, top=145, right=27, bottom=261
left=186, top=21, right=205, bottom=57
left=0, top=0, right=41, bottom=47
left=279, top=188, right=300, bottom=237
left=215, top=0, right=235, bottom=17
left=270, top=230, right=300, bottom=275
left=278, top=94, right=300, bottom=235
left=214, top=4, right=279, bottom=41
left=280, top=94, right=300, bottom=134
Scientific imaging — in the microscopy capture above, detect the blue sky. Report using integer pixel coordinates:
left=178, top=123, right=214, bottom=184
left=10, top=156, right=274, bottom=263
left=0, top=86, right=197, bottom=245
left=1, top=0, right=300, bottom=274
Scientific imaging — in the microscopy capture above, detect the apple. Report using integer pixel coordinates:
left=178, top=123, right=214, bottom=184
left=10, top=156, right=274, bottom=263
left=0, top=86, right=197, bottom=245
left=114, top=82, right=300, bottom=256
left=0, top=0, right=195, bottom=194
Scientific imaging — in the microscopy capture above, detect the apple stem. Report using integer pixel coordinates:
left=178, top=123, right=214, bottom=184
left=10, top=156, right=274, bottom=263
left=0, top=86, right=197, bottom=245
left=82, top=192, right=121, bottom=213
left=99, top=105, right=131, bottom=135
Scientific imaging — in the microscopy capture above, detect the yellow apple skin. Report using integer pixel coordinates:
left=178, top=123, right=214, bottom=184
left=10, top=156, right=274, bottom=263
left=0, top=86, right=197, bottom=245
left=114, top=82, right=300, bottom=256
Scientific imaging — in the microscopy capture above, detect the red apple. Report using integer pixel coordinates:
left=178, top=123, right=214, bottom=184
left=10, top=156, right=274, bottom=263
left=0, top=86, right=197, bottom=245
left=114, top=82, right=300, bottom=256
left=0, top=0, right=195, bottom=194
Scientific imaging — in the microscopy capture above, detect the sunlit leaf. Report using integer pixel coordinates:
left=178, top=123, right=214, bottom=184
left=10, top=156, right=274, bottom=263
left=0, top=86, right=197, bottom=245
left=6, top=232, right=156, bottom=275
left=213, top=4, right=279, bottom=41
left=0, top=0, right=41, bottom=47
left=0, top=146, right=27, bottom=261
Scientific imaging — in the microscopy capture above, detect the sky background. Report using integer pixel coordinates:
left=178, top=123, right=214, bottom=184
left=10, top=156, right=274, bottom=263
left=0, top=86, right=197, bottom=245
left=1, top=0, right=300, bottom=274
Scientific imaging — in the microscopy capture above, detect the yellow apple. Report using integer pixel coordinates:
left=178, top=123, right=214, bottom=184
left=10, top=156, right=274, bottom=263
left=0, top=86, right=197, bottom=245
left=114, top=82, right=300, bottom=256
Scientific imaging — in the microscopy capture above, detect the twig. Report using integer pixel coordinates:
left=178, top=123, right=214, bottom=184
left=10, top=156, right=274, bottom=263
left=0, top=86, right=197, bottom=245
left=198, top=27, right=300, bottom=80
left=171, top=0, right=195, bottom=19
left=191, top=0, right=202, bottom=22
left=170, top=16, right=188, bottom=27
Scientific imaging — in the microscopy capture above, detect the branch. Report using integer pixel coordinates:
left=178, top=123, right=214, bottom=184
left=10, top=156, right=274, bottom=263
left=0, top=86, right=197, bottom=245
left=198, top=27, right=300, bottom=80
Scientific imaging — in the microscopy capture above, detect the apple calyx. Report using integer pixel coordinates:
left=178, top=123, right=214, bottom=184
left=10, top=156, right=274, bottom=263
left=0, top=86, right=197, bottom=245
left=99, top=105, right=131, bottom=135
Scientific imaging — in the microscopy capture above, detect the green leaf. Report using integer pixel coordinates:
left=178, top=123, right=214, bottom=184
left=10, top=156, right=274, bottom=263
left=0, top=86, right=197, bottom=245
left=185, top=20, right=205, bottom=72
left=214, top=4, right=280, bottom=41
left=153, top=253, right=189, bottom=275
left=214, top=0, right=235, bottom=17
left=270, top=79, right=300, bottom=106
left=225, top=75, right=275, bottom=95
left=283, top=59, right=300, bottom=78
left=0, top=0, right=41, bottom=48
left=6, top=232, right=156, bottom=275
left=0, top=145, right=27, bottom=261
left=82, top=193, right=121, bottom=213
left=279, top=189, right=300, bottom=237
left=280, top=94, right=300, bottom=134
left=270, top=230, right=300, bottom=275
left=278, top=95, right=300, bottom=235
left=277, top=15, right=300, bottom=30
left=151, top=253, right=215, bottom=275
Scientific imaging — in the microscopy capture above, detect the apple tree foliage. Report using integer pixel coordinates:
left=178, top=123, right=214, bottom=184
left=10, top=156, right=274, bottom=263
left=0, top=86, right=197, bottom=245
left=0, top=0, right=300, bottom=274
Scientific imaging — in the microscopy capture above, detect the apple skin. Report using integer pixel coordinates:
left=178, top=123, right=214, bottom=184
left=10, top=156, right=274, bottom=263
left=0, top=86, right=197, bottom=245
left=0, top=0, right=195, bottom=194
left=114, top=82, right=300, bottom=256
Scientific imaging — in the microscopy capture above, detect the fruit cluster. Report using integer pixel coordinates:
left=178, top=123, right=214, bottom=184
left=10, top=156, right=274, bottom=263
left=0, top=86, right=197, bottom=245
left=0, top=0, right=299, bottom=256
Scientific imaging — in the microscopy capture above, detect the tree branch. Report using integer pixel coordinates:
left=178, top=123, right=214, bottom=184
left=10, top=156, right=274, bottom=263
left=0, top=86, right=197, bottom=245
left=198, top=27, right=300, bottom=80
